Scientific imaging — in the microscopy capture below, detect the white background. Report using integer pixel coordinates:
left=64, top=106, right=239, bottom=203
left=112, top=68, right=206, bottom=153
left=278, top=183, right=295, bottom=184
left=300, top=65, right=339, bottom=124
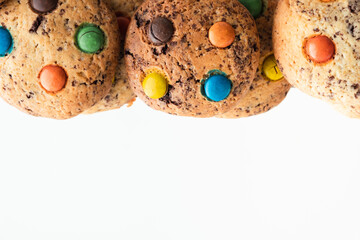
left=0, top=88, right=360, bottom=240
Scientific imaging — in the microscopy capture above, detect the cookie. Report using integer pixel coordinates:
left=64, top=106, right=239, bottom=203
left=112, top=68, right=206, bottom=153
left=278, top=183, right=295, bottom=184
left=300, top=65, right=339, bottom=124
left=85, top=0, right=144, bottom=114
left=273, top=0, right=360, bottom=118
left=219, top=0, right=291, bottom=118
left=125, top=0, right=260, bottom=117
left=0, top=0, right=120, bottom=119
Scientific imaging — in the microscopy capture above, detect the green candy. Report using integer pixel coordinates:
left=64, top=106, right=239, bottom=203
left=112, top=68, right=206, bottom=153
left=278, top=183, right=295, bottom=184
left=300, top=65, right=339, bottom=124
left=239, top=0, right=263, bottom=18
left=76, top=24, right=105, bottom=54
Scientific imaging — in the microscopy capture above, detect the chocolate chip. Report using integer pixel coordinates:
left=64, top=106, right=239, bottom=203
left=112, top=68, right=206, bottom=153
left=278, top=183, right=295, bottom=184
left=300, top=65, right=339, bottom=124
left=149, top=17, right=174, bottom=45
left=29, top=15, right=44, bottom=33
left=29, top=0, right=58, bottom=14
left=349, top=0, right=360, bottom=13
left=355, top=90, right=360, bottom=99
left=161, top=44, right=168, bottom=54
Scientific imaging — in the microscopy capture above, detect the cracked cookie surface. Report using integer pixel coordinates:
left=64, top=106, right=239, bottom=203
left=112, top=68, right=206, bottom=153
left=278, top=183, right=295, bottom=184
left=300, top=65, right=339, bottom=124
left=125, top=0, right=260, bottom=117
left=0, top=0, right=120, bottom=119
left=220, top=0, right=291, bottom=118
left=273, top=0, right=360, bottom=118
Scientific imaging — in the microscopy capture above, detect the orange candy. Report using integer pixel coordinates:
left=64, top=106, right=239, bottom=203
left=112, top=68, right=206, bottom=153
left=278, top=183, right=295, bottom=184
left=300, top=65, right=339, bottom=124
left=305, top=35, right=335, bottom=63
left=39, top=65, right=67, bottom=93
left=209, top=22, right=235, bottom=48
left=117, top=16, right=130, bottom=40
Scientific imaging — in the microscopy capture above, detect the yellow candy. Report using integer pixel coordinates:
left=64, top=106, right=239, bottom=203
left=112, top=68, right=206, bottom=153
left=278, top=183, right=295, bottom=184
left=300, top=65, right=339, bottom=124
left=142, top=72, right=168, bottom=99
left=262, top=54, right=284, bottom=81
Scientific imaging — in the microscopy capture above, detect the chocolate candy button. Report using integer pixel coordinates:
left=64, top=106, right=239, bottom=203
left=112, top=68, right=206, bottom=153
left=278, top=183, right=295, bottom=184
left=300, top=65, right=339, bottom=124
left=0, top=27, right=13, bottom=57
left=29, top=0, right=58, bottom=14
left=75, top=24, right=105, bottom=54
left=203, top=75, right=232, bottom=102
left=142, top=72, right=168, bottom=99
left=239, top=0, right=263, bottom=18
left=262, top=54, right=283, bottom=81
left=305, top=35, right=335, bottom=63
left=209, top=22, right=235, bottom=48
left=149, top=17, right=174, bottom=45
left=39, top=65, right=67, bottom=93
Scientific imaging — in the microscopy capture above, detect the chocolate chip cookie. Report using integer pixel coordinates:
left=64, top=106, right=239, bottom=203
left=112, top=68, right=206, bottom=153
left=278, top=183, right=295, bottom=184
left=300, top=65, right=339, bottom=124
left=125, top=0, right=260, bottom=117
left=85, top=0, right=144, bottom=114
left=0, top=0, right=120, bottom=119
left=219, top=0, right=291, bottom=118
left=273, top=0, right=360, bottom=118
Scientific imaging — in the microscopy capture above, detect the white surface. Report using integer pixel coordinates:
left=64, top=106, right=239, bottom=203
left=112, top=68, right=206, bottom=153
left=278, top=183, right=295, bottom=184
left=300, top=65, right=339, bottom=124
left=0, top=88, right=360, bottom=240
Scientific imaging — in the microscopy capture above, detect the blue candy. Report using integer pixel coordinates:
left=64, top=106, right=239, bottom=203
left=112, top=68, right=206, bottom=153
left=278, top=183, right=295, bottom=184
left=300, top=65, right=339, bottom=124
left=0, top=27, right=13, bottom=57
left=203, top=74, right=232, bottom=102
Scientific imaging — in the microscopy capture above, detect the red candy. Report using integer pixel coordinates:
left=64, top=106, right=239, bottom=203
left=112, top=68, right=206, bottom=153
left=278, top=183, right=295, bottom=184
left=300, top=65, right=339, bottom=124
left=305, top=35, right=335, bottom=63
left=39, top=65, right=67, bottom=93
left=209, top=22, right=235, bottom=48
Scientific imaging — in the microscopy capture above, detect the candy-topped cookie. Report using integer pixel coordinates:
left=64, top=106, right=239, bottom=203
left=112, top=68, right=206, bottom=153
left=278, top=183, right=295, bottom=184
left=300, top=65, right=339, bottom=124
left=219, top=0, right=291, bottom=118
left=125, top=0, right=260, bottom=117
left=0, top=0, right=120, bottom=119
left=85, top=0, right=144, bottom=114
left=273, top=0, right=360, bottom=118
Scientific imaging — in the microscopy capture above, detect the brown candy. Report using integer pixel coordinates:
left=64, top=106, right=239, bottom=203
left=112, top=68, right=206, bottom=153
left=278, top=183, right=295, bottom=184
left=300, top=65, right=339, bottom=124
left=149, top=17, right=174, bottom=45
left=29, top=0, right=58, bottom=14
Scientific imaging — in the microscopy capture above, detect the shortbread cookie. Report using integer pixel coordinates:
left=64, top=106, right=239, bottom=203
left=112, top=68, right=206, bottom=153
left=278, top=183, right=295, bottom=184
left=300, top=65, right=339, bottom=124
left=0, top=0, right=120, bottom=119
left=125, top=0, right=260, bottom=117
left=273, top=0, right=360, bottom=118
left=220, top=0, right=291, bottom=118
left=85, top=0, right=144, bottom=114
